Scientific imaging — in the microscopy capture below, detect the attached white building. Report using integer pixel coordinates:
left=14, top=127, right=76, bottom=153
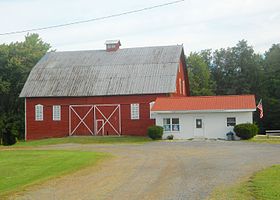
left=151, top=95, right=256, bottom=140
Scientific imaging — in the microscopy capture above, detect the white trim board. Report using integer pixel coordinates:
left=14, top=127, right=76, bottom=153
left=24, top=98, right=27, bottom=141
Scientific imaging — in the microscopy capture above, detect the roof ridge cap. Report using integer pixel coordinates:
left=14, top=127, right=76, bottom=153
left=50, top=44, right=183, bottom=53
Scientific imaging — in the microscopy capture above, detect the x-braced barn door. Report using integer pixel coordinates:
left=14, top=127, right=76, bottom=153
left=94, top=104, right=121, bottom=136
left=69, top=105, right=94, bottom=136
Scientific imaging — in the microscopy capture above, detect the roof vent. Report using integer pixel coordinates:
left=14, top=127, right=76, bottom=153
left=105, top=40, right=121, bottom=52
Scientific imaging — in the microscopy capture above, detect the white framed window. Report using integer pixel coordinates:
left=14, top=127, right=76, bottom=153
left=131, top=103, right=139, bottom=120
left=227, top=117, right=236, bottom=127
left=172, top=118, right=180, bottom=131
left=35, top=104, right=43, bottom=121
left=163, top=118, right=180, bottom=131
left=53, top=105, right=61, bottom=121
left=163, top=118, right=171, bottom=131
left=149, top=101, right=155, bottom=119
left=107, top=44, right=116, bottom=49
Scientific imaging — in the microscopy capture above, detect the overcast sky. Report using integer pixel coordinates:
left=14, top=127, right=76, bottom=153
left=0, top=0, right=279, bottom=54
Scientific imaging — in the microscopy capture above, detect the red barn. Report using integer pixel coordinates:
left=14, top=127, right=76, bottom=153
left=20, top=40, right=190, bottom=140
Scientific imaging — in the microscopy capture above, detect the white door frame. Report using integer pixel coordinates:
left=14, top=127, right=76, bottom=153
left=94, top=104, right=121, bottom=136
left=96, top=119, right=104, bottom=136
left=193, top=116, right=205, bottom=137
left=69, top=105, right=94, bottom=136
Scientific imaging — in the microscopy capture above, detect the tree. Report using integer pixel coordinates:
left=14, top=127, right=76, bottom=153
left=187, top=41, right=279, bottom=131
left=0, top=33, right=51, bottom=143
left=261, top=44, right=280, bottom=130
left=211, top=40, right=263, bottom=96
left=186, top=52, right=215, bottom=96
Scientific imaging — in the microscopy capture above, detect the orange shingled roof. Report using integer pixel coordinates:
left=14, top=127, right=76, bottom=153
left=152, top=95, right=256, bottom=111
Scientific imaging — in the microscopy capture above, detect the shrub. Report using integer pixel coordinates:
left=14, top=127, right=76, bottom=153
left=2, top=129, right=17, bottom=146
left=147, top=125, right=163, bottom=140
left=167, top=135, right=174, bottom=140
left=234, top=123, right=258, bottom=140
left=0, top=115, right=19, bottom=146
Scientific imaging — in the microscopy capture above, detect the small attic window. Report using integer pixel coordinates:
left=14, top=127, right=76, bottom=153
left=107, top=44, right=116, bottom=49
left=105, top=40, right=121, bottom=51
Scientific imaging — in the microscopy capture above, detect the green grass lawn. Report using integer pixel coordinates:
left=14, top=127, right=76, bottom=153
left=13, top=136, right=152, bottom=147
left=247, top=135, right=280, bottom=144
left=210, top=165, right=280, bottom=200
left=0, top=150, right=109, bottom=198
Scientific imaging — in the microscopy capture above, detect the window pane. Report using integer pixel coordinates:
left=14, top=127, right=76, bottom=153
left=163, top=118, right=170, bottom=125
left=53, top=105, right=61, bottom=121
left=163, top=118, right=171, bottom=131
left=196, top=119, right=202, bottom=128
left=35, top=104, right=43, bottom=121
left=163, top=125, right=171, bottom=131
left=131, top=103, right=139, bottom=120
left=172, top=118, right=179, bottom=124
left=227, top=117, right=236, bottom=126
left=172, top=124, right=180, bottom=131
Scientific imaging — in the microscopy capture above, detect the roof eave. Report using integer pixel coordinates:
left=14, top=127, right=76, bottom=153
left=151, top=109, right=256, bottom=113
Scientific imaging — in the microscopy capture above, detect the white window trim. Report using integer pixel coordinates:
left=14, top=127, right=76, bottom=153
left=131, top=103, right=139, bottom=120
left=35, top=104, right=43, bottom=121
left=227, top=117, right=236, bottom=127
left=163, top=118, right=180, bottom=132
left=149, top=101, right=155, bottom=119
left=53, top=105, right=61, bottom=121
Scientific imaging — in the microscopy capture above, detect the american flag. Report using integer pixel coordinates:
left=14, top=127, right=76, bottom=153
left=257, top=99, right=263, bottom=119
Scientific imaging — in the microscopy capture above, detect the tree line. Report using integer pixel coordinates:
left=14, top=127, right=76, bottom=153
left=0, top=35, right=279, bottom=144
left=187, top=40, right=280, bottom=132
left=0, top=34, right=50, bottom=144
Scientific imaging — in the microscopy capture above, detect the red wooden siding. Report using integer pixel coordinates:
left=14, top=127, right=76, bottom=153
left=25, top=94, right=169, bottom=140
left=171, top=58, right=190, bottom=97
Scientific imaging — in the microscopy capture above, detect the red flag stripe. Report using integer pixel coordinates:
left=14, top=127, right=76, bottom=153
left=257, top=100, right=263, bottom=118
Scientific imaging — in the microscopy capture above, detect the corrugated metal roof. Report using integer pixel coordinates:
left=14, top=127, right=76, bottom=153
left=20, top=45, right=183, bottom=97
left=152, top=95, right=256, bottom=111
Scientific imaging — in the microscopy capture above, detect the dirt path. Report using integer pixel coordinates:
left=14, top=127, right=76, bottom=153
left=9, top=141, right=280, bottom=200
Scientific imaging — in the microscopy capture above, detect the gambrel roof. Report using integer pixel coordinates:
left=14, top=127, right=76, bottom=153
left=20, top=45, right=184, bottom=97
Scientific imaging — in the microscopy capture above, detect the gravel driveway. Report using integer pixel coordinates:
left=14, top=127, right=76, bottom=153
left=10, top=140, right=280, bottom=200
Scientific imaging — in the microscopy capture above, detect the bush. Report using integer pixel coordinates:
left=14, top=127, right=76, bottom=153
left=234, top=123, right=258, bottom=140
left=0, top=115, right=19, bottom=146
left=167, top=135, right=174, bottom=140
left=2, top=128, right=17, bottom=146
left=147, top=125, right=163, bottom=140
